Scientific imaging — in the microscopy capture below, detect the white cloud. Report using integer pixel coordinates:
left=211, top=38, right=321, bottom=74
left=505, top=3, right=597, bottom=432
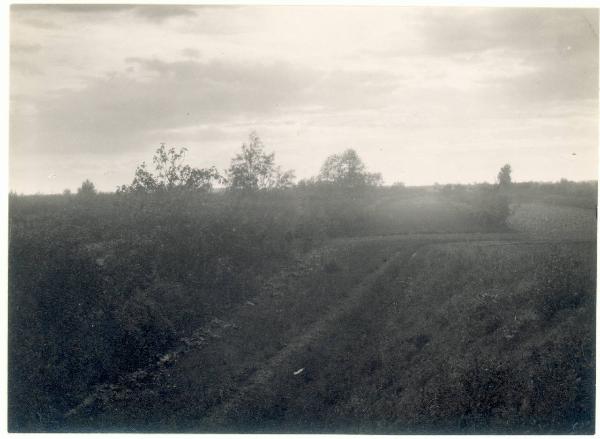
left=9, top=5, right=598, bottom=193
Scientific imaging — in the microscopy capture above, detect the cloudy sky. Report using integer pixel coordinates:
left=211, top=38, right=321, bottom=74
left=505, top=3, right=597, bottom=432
left=9, top=5, right=599, bottom=193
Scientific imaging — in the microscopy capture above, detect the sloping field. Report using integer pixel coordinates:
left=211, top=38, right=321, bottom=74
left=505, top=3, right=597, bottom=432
left=66, top=229, right=595, bottom=433
left=232, top=239, right=594, bottom=434
left=508, top=202, right=596, bottom=240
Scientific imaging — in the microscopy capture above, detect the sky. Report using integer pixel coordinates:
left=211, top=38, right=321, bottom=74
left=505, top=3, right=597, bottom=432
left=9, top=5, right=599, bottom=193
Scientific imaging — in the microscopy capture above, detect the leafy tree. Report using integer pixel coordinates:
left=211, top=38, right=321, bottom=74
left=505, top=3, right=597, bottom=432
left=497, top=164, right=512, bottom=188
left=118, top=143, right=221, bottom=193
left=226, top=132, right=295, bottom=191
left=77, top=179, right=97, bottom=196
left=318, top=149, right=382, bottom=188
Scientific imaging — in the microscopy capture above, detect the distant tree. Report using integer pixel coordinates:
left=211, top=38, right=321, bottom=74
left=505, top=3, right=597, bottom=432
left=226, top=132, right=295, bottom=191
left=118, top=143, right=221, bottom=193
left=77, top=180, right=97, bottom=196
left=297, top=177, right=317, bottom=188
left=497, top=164, right=512, bottom=188
left=318, top=149, right=382, bottom=188
left=63, top=188, right=72, bottom=196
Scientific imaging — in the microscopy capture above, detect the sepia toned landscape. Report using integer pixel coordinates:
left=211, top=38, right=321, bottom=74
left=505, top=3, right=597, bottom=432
left=8, top=5, right=598, bottom=434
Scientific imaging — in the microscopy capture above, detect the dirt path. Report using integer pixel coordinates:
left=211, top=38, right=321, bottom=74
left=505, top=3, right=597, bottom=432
left=202, top=245, right=412, bottom=426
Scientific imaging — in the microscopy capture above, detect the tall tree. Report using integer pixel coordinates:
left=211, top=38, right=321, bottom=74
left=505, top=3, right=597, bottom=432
left=318, top=149, right=382, bottom=188
left=226, top=132, right=295, bottom=191
left=497, top=164, right=512, bottom=188
left=77, top=179, right=97, bottom=196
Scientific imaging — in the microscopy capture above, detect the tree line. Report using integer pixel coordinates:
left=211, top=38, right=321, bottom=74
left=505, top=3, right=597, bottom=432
left=73, top=131, right=516, bottom=200
left=75, top=132, right=389, bottom=195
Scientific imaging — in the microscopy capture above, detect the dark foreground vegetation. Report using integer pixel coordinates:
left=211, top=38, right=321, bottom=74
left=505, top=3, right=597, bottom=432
left=8, top=135, right=597, bottom=433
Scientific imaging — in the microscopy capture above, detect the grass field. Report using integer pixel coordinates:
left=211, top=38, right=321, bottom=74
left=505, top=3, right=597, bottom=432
left=8, top=184, right=597, bottom=433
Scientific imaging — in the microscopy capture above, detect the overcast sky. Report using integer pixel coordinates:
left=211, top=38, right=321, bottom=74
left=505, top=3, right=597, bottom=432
left=9, top=5, right=599, bottom=193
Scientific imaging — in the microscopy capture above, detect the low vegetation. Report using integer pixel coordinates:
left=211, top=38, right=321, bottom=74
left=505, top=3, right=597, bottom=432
left=8, top=134, right=597, bottom=432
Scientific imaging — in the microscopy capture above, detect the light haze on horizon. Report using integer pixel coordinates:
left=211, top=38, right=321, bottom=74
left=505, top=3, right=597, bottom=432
left=9, top=5, right=599, bottom=194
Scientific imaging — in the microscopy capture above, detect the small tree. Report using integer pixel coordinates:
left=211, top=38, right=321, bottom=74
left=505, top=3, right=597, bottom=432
left=469, top=164, right=512, bottom=228
left=118, top=143, right=221, bottom=193
left=226, top=132, right=295, bottom=192
left=497, top=164, right=512, bottom=188
left=318, top=149, right=382, bottom=188
left=77, top=180, right=97, bottom=196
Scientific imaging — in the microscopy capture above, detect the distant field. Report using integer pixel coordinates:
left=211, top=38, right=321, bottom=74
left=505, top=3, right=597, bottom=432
left=509, top=202, right=596, bottom=240
left=368, top=193, right=499, bottom=235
